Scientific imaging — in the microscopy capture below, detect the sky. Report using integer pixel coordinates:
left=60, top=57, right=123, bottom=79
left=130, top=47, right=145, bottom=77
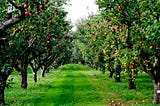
left=64, top=0, right=99, bottom=31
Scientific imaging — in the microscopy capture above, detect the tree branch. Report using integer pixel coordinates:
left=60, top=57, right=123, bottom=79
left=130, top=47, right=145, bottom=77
left=8, top=0, right=19, bottom=9
left=0, top=0, right=25, bottom=33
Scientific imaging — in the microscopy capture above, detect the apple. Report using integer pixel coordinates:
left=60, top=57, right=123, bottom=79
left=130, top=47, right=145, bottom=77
left=53, top=9, right=57, bottom=14
left=112, top=28, right=115, bottom=33
left=44, top=0, right=48, bottom=3
left=29, top=26, right=33, bottom=30
left=150, top=45, right=153, bottom=49
left=25, top=11, right=29, bottom=16
left=125, top=21, right=128, bottom=25
left=91, top=32, right=96, bottom=35
left=106, top=18, right=111, bottom=21
left=46, top=41, right=50, bottom=44
left=29, top=13, right=32, bottom=16
left=109, top=102, right=112, bottom=105
left=130, top=65, right=135, bottom=69
left=36, top=36, right=40, bottom=39
left=39, top=4, right=43, bottom=9
left=24, top=4, right=28, bottom=9
left=113, top=103, right=117, bottom=106
left=134, top=57, right=138, bottom=61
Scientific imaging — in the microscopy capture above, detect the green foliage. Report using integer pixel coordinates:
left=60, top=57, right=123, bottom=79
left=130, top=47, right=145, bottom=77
left=75, top=0, right=160, bottom=80
left=0, top=0, right=72, bottom=74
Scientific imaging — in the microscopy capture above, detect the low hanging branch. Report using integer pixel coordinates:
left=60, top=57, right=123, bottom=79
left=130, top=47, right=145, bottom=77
left=0, top=0, right=25, bottom=32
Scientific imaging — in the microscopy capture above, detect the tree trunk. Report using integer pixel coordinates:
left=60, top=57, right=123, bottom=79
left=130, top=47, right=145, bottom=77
left=148, top=57, right=160, bottom=104
left=0, top=78, right=5, bottom=105
left=109, top=70, right=114, bottom=78
left=41, top=67, right=45, bottom=77
left=125, top=24, right=132, bottom=48
left=148, top=69, right=160, bottom=104
left=19, top=71, right=28, bottom=89
left=0, top=89, right=5, bottom=105
left=115, top=71, right=121, bottom=82
left=128, top=78, right=135, bottom=89
left=32, top=71, right=37, bottom=82
left=153, top=82, right=160, bottom=104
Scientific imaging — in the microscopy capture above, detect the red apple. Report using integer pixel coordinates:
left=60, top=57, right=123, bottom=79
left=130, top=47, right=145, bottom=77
left=39, top=4, right=43, bottom=9
left=29, top=26, right=33, bottom=30
left=29, top=13, right=32, bottom=17
left=113, top=103, right=117, bottom=106
left=150, top=45, right=153, bottom=49
left=24, top=4, right=28, bottom=9
left=130, top=65, right=135, bottom=69
left=46, top=41, right=50, bottom=44
left=112, top=28, right=115, bottom=33
left=134, top=57, right=138, bottom=61
left=109, top=102, right=112, bottom=105
left=125, top=21, right=128, bottom=25
left=25, top=11, right=29, bottom=16
left=36, top=36, right=40, bottom=39
left=44, top=0, right=48, bottom=3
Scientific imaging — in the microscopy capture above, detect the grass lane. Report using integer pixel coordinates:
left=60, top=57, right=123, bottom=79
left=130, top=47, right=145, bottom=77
left=5, top=64, right=154, bottom=106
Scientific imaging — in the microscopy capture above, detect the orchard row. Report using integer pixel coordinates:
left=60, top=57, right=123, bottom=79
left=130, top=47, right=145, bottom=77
left=74, top=0, right=160, bottom=104
left=0, top=0, right=72, bottom=104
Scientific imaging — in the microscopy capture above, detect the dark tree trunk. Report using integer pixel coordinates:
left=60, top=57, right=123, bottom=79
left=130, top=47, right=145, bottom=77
left=41, top=67, right=45, bottom=77
left=0, top=78, right=5, bottom=105
left=19, top=70, right=28, bottom=89
left=0, top=89, right=5, bottom=105
left=115, top=71, right=121, bottom=82
left=128, top=78, right=135, bottom=89
left=113, top=58, right=121, bottom=82
left=32, top=71, right=37, bottom=82
left=125, top=24, right=132, bottom=48
left=108, top=69, right=114, bottom=78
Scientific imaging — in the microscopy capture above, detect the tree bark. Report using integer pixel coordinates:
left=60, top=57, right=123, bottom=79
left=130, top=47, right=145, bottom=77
left=0, top=0, right=25, bottom=32
left=30, top=62, right=38, bottom=83
left=153, top=83, right=160, bottom=104
left=32, top=71, right=37, bottom=82
left=148, top=57, right=160, bottom=104
left=19, top=70, right=28, bottom=89
left=41, top=66, right=45, bottom=77
left=0, top=89, right=5, bottom=105
left=115, top=70, right=121, bottom=82
left=0, top=78, right=5, bottom=104
left=108, top=69, right=114, bottom=78
left=125, top=24, right=132, bottom=48
left=128, top=78, right=135, bottom=89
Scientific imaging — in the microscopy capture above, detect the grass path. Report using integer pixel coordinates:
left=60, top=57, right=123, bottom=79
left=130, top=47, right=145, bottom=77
left=5, top=64, right=154, bottom=106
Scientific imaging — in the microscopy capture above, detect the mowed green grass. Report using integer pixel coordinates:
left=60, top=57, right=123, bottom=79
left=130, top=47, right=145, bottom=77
left=4, top=64, right=156, bottom=106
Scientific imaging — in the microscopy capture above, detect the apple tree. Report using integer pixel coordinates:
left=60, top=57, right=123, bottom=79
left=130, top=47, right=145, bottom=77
left=96, top=0, right=160, bottom=104
left=0, top=0, right=71, bottom=104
